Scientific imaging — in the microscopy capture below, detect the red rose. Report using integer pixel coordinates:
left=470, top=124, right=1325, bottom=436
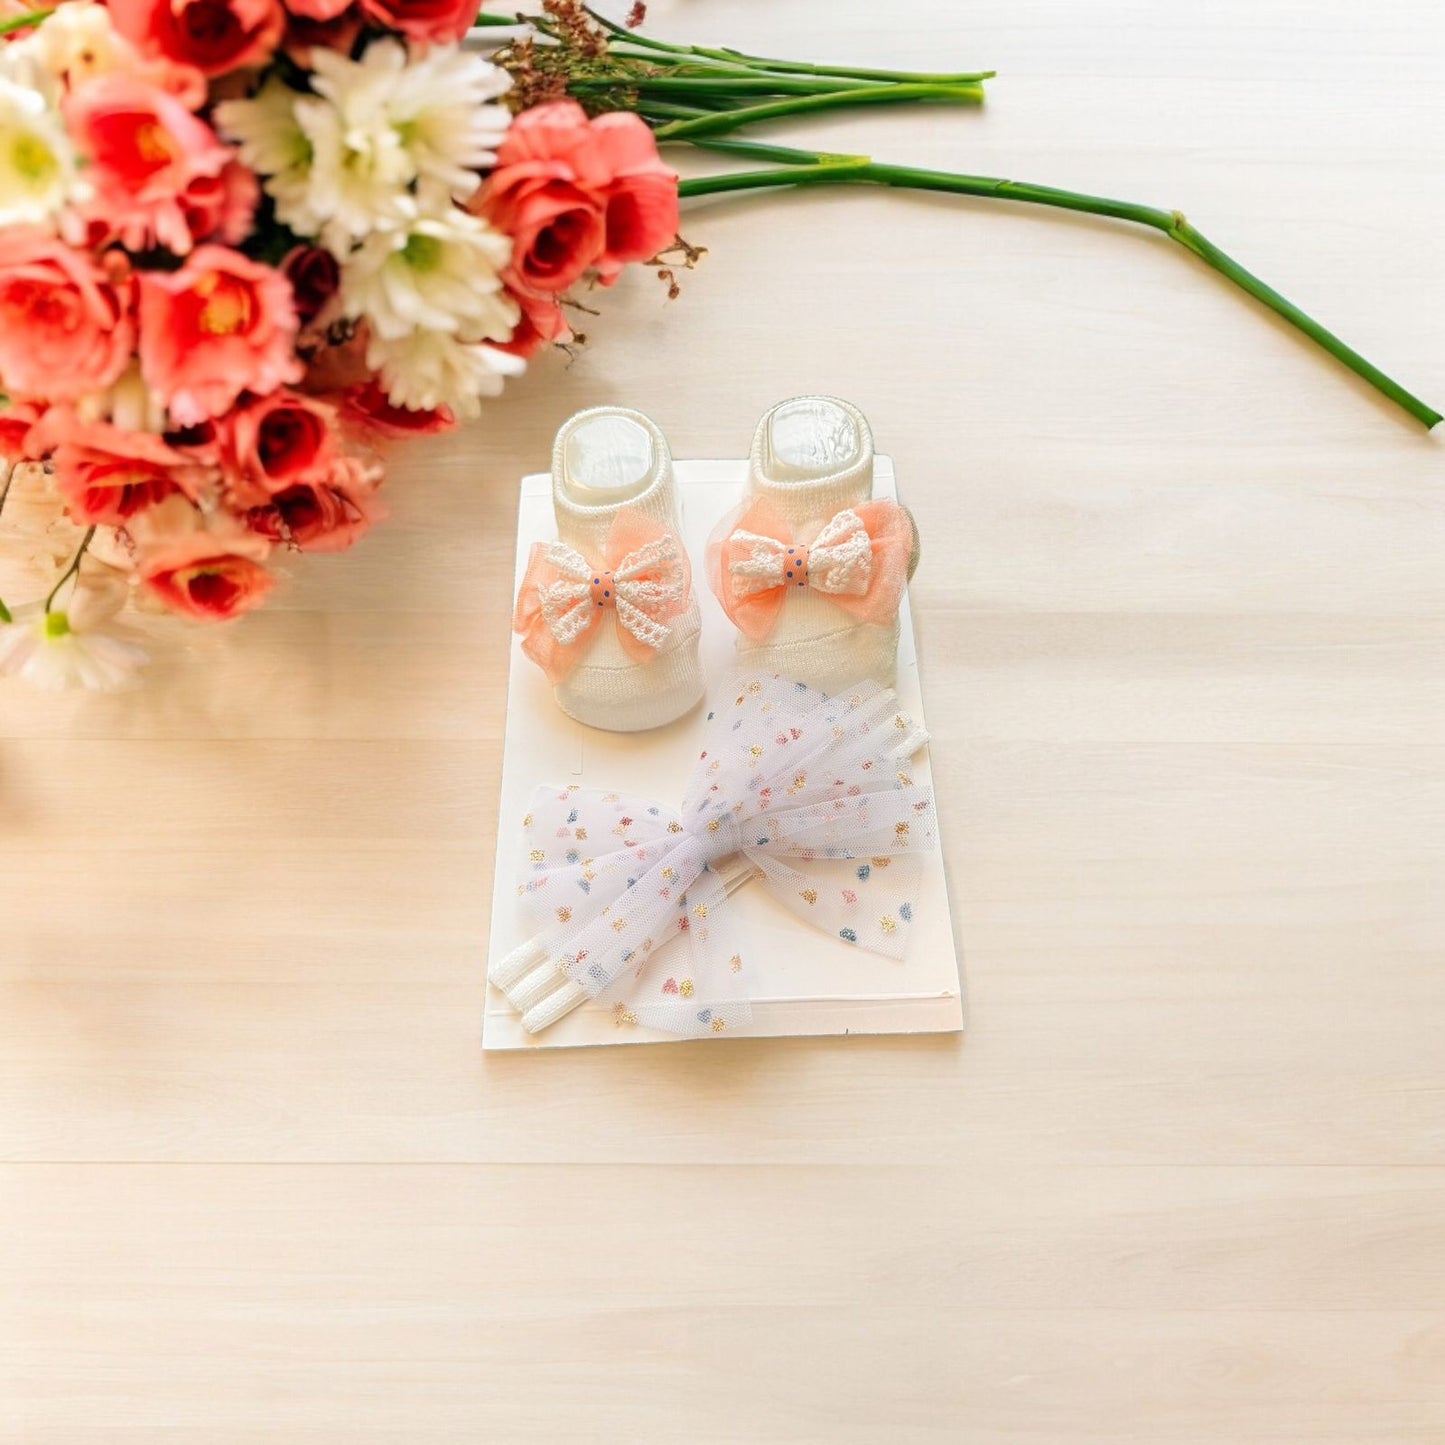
left=139, top=522, right=275, bottom=621
left=221, top=388, right=336, bottom=506
left=246, top=454, right=382, bottom=552
left=107, top=0, right=286, bottom=77
left=30, top=411, right=214, bottom=526
left=356, top=0, right=478, bottom=45
left=281, top=245, right=341, bottom=328
left=340, top=380, right=455, bottom=438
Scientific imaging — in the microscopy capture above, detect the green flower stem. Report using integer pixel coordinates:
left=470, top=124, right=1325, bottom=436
left=652, top=82, right=984, bottom=141
left=44, top=526, right=96, bottom=615
left=576, top=73, right=946, bottom=97
left=578, top=9, right=994, bottom=84
left=675, top=149, right=1441, bottom=430
left=0, top=6, right=49, bottom=32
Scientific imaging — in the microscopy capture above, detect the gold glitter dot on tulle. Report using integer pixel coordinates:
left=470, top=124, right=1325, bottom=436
left=679, top=979, right=694, bottom=997
left=730, top=955, right=742, bottom=973
left=880, top=915, right=897, bottom=933
left=711, top=1018, right=726, bottom=1033
left=800, top=888, right=818, bottom=905
left=529, top=849, right=545, bottom=863
left=556, top=906, right=571, bottom=923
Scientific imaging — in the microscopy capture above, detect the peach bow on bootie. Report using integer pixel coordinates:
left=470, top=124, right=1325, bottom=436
left=514, top=510, right=691, bottom=684
left=707, top=496, right=914, bottom=641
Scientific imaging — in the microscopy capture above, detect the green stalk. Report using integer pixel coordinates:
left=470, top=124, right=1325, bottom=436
left=675, top=147, right=1441, bottom=430
left=580, top=9, right=994, bottom=83
left=652, top=82, right=985, bottom=141
left=44, top=526, right=96, bottom=614
left=0, top=6, right=49, bottom=33
left=575, top=74, right=935, bottom=97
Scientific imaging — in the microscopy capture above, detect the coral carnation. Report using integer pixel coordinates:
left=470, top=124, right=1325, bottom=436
left=137, top=245, right=301, bottom=426
left=63, top=75, right=237, bottom=253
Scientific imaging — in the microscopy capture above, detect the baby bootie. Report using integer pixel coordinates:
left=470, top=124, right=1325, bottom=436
left=706, top=396, right=918, bottom=693
left=514, top=406, right=704, bottom=732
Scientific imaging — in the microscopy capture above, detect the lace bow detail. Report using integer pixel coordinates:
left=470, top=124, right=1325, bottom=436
left=514, top=509, right=691, bottom=684
left=707, top=496, right=915, bottom=642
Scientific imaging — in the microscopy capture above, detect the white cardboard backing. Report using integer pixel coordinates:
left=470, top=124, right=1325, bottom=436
left=483, top=457, right=964, bottom=1049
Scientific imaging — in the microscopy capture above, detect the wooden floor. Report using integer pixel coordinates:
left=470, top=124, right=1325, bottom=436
left=3, top=2, right=1444, bottom=1439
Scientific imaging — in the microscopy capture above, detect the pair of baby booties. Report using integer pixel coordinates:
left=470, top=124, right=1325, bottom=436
left=513, top=396, right=919, bottom=731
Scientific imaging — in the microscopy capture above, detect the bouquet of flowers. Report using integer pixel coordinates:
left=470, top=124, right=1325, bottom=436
left=0, top=0, right=1435, bottom=690
left=0, top=0, right=684, bottom=686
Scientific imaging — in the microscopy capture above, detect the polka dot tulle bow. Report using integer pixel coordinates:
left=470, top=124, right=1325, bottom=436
left=489, top=675, right=936, bottom=1039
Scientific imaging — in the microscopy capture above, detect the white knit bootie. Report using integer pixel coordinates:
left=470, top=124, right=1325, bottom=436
left=513, top=407, right=704, bottom=732
left=707, top=396, right=918, bottom=694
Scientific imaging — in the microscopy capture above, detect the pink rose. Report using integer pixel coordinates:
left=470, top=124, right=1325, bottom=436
left=340, top=380, right=456, bottom=438
left=357, top=0, right=477, bottom=45
left=177, top=159, right=260, bottom=249
left=220, top=387, right=336, bottom=506
left=474, top=101, right=610, bottom=295
left=474, top=101, right=678, bottom=296
left=30, top=410, right=214, bottom=526
left=138, top=516, right=275, bottom=621
left=281, top=3, right=363, bottom=64
left=245, top=453, right=382, bottom=552
left=64, top=76, right=237, bottom=254
left=0, top=401, right=44, bottom=463
left=494, top=284, right=572, bottom=360
left=138, top=245, right=302, bottom=426
left=0, top=232, right=134, bottom=403
left=589, top=111, right=679, bottom=282
left=106, top=0, right=285, bottom=77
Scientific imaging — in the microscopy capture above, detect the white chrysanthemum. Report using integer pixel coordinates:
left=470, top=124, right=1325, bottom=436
left=0, top=605, right=147, bottom=692
left=3, top=3, right=132, bottom=101
left=299, top=41, right=418, bottom=253
left=0, top=76, right=83, bottom=229
left=341, top=203, right=516, bottom=342
left=387, top=43, right=512, bottom=199
left=215, top=79, right=322, bottom=236
left=367, top=328, right=525, bottom=422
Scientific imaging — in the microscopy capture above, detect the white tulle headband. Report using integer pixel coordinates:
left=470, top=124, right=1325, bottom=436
left=489, top=675, right=936, bottom=1038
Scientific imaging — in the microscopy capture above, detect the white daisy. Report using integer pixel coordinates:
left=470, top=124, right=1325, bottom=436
left=387, top=43, right=512, bottom=200
left=215, top=79, right=322, bottom=237
left=3, top=3, right=133, bottom=101
left=0, top=604, right=147, bottom=691
left=0, top=76, right=83, bottom=230
left=340, top=202, right=516, bottom=342
left=300, top=41, right=418, bottom=253
left=366, top=328, right=526, bottom=422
